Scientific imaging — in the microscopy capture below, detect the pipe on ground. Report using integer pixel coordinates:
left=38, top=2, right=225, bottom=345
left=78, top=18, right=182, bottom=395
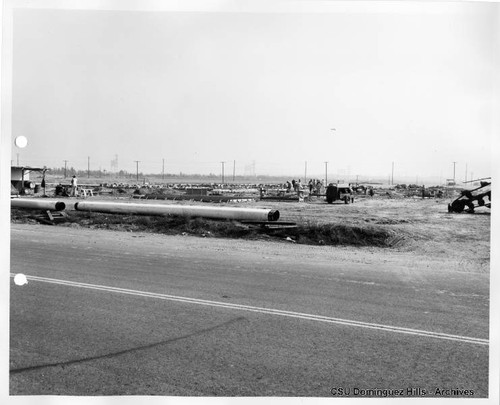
left=74, top=201, right=279, bottom=222
left=11, top=198, right=66, bottom=211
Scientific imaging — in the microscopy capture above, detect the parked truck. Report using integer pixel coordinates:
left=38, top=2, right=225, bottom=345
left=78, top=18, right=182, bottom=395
left=326, top=184, right=354, bottom=204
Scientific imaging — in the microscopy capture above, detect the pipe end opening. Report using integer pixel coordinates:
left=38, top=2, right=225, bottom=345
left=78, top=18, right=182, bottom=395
left=54, top=202, right=66, bottom=211
left=268, top=210, right=280, bottom=221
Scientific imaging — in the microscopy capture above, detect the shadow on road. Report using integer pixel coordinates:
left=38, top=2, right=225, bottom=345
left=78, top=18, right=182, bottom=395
left=10, top=316, right=247, bottom=374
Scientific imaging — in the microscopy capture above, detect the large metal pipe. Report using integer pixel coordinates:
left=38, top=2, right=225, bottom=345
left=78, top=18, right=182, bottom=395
left=74, top=201, right=279, bottom=221
left=11, top=198, right=66, bottom=211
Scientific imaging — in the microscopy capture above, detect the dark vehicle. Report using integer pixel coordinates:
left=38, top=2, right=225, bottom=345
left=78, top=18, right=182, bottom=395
left=326, top=184, right=354, bottom=204
left=448, top=180, right=491, bottom=213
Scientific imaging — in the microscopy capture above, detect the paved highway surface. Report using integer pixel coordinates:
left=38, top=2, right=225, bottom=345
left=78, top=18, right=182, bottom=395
left=9, top=224, right=489, bottom=397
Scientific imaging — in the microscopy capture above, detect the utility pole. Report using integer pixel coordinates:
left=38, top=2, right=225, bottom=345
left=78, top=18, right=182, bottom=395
left=391, top=161, right=394, bottom=185
left=452, top=161, right=457, bottom=182
left=233, top=160, right=236, bottom=182
left=162, top=158, right=165, bottom=180
left=220, top=161, right=226, bottom=184
left=63, top=160, right=68, bottom=178
left=87, top=156, right=90, bottom=178
left=304, top=161, right=307, bottom=184
left=17, top=153, right=19, bottom=166
left=134, top=160, right=140, bottom=181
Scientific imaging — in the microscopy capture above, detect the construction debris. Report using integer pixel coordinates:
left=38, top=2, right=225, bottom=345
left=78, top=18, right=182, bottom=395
left=28, top=210, right=68, bottom=225
left=239, top=220, right=297, bottom=229
left=140, top=193, right=255, bottom=203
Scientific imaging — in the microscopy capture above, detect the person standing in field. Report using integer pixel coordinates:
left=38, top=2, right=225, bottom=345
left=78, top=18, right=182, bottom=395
left=41, top=175, right=46, bottom=196
left=71, top=175, right=78, bottom=197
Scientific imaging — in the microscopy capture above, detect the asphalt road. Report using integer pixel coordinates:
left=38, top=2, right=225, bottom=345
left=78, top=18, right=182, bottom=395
left=9, top=224, right=489, bottom=397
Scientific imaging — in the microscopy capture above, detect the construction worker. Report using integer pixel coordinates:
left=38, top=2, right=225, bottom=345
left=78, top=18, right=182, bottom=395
left=71, top=175, right=78, bottom=197
left=41, top=176, right=46, bottom=196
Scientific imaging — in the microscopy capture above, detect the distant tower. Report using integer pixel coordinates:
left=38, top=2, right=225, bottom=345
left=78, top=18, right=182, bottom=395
left=110, top=154, right=118, bottom=172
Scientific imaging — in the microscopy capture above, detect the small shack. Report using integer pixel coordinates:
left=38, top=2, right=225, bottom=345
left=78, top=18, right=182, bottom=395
left=11, top=165, right=49, bottom=194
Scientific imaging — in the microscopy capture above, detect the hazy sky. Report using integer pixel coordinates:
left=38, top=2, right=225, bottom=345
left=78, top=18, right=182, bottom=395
left=9, top=1, right=499, bottom=182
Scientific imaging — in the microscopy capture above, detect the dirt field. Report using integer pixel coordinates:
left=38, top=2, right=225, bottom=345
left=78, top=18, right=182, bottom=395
left=11, top=192, right=491, bottom=272
left=267, top=196, right=491, bottom=266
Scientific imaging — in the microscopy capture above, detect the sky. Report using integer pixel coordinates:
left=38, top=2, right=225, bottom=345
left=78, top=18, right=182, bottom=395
left=8, top=1, right=499, bottom=183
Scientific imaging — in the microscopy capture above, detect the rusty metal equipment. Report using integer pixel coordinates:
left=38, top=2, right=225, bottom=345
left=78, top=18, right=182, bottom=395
left=448, top=180, right=491, bottom=213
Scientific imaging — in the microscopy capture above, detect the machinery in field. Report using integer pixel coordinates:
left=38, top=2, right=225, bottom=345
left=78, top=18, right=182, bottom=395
left=326, top=184, right=354, bottom=204
left=448, top=179, right=491, bottom=213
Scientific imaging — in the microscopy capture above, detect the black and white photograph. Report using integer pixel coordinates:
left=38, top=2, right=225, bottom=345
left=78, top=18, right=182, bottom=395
left=2, top=0, right=499, bottom=402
